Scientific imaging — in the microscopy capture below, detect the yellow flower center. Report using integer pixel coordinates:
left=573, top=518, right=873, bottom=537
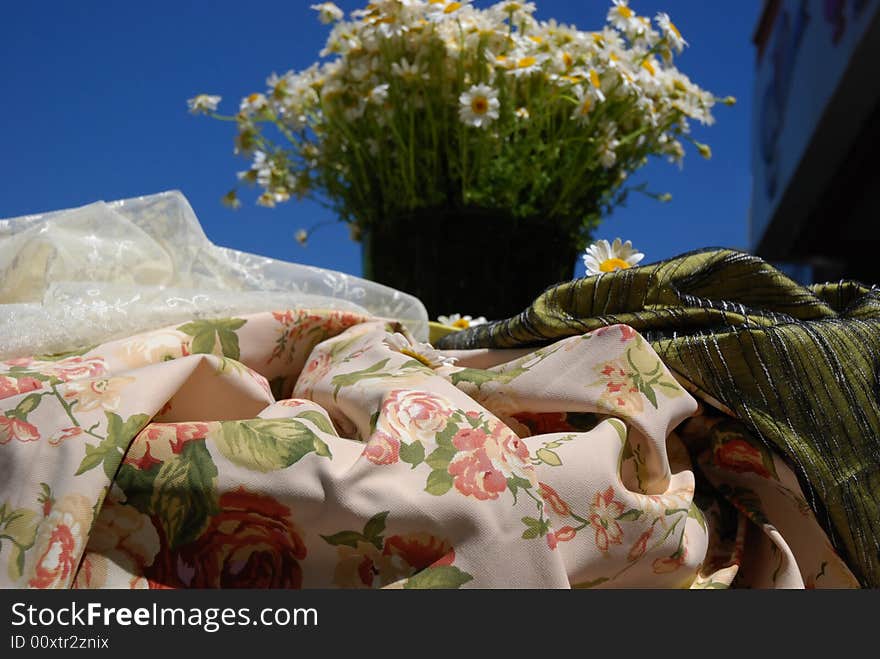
left=444, top=2, right=462, bottom=13
left=452, top=318, right=470, bottom=329
left=617, top=6, right=633, bottom=19
left=471, top=96, right=489, bottom=115
left=641, top=59, right=656, bottom=76
left=579, top=98, right=592, bottom=114
left=590, top=69, right=601, bottom=88
left=562, top=52, right=573, bottom=68
left=599, top=258, right=631, bottom=272
left=517, top=56, right=537, bottom=69
left=669, top=21, right=682, bottom=39
left=247, top=93, right=261, bottom=104
left=401, top=348, right=434, bottom=367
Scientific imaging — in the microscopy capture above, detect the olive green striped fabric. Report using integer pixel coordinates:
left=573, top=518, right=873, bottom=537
left=436, top=249, right=880, bottom=587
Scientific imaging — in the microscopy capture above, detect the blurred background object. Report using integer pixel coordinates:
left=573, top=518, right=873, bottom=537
left=751, top=0, right=880, bottom=284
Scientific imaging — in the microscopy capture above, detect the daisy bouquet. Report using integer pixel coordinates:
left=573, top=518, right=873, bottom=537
left=191, top=0, right=728, bottom=251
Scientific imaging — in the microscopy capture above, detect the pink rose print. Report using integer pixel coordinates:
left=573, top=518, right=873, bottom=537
left=380, top=390, right=453, bottom=443
left=363, top=431, right=401, bottom=465
left=39, top=356, right=107, bottom=382
left=448, top=436, right=509, bottom=500
left=446, top=420, right=534, bottom=501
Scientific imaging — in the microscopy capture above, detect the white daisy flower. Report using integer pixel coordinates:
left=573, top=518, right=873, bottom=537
left=310, top=2, right=344, bottom=24
left=515, top=107, right=530, bottom=120
left=367, top=83, right=390, bottom=105
left=240, top=92, right=268, bottom=114
left=187, top=94, right=221, bottom=115
left=582, top=238, right=644, bottom=275
left=607, top=0, right=640, bottom=33
left=384, top=332, right=458, bottom=368
left=437, top=314, right=488, bottom=330
left=656, top=12, right=687, bottom=53
left=427, top=1, right=471, bottom=21
left=391, top=58, right=426, bottom=81
left=571, top=85, right=602, bottom=124
left=458, top=84, right=500, bottom=128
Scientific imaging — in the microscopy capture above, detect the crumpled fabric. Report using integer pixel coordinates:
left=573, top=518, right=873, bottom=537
left=436, top=248, right=880, bottom=587
left=0, top=310, right=856, bottom=588
left=0, top=191, right=428, bottom=360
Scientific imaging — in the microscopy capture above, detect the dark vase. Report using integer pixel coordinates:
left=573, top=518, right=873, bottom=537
left=361, top=207, right=579, bottom=320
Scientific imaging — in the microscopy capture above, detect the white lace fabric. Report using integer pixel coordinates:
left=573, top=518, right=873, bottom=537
left=0, top=190, right=428, bottom=359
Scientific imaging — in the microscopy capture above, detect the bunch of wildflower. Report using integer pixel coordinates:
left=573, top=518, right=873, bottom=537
left=192, top=1, right=729, bottom=248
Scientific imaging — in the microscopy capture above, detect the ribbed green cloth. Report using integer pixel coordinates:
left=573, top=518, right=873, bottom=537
left=436, top=249, right=880, bottom=587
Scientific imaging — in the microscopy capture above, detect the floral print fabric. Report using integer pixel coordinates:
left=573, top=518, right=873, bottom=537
left=0, top=310, right=857, bottom=588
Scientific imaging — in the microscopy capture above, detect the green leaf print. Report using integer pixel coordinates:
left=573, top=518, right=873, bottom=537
left=75, top=412, right=151, bottom=478
left=362, top=511, right=388, bottom=545
left=178, top=318, right=247, bottom=360
left=399, top=440, right=426, bottom=468
left=320, top=530, right=368, bottom=549
left=450, top=365, right=528, bottom=389
left=13, top=393, right=42, bottom=418
left=403, top=565, right=473, bottom=589
left=0, top=502, right=40, bottom=581
left=424, top=445, right=456, bottom=470
left=295, top=410, right=338, bottom=437
left=330, top=358, right=390, bottom=398
left=214, top=418, right=332, bottom=472
left=425, top=469, right=454, bottom=496
left=150, top=441, right=219, bottom=549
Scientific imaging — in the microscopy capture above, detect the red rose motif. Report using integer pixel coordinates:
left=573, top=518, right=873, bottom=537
left=538, top=482, right=571, bottom=516
left=714, top=438, right=771, bottom=478
left=147, top=488, right=306, bottom=588
left=511, top=412, right=575, bottom=435
left=0, top=374, right=43, bottom=401
left=363, top=431, right=400, bottom=465
left=383, top=533, right=454, bottom=571
left=0, top=415, right=40, bottom=444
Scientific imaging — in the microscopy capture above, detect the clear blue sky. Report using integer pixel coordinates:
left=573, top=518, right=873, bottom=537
left=0, top=1, right=761, bottom=278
